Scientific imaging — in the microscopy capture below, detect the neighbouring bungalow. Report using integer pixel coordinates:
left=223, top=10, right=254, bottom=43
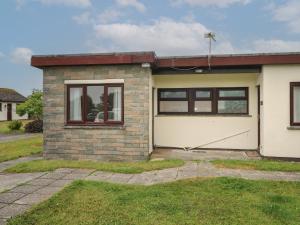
left=0, top=88, right=28, bottom=121
left=31, top=52, right=300, bottom=161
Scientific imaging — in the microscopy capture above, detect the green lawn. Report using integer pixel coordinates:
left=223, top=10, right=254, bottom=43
left=0, top=136, right=42, bottom=162
left=5, top=159, right=185, bottom=174
left=0, top=120, right=31, bottom=135
left=212, top=159, right=300, bottom=172
left=8, top=178, right=300, bottom=225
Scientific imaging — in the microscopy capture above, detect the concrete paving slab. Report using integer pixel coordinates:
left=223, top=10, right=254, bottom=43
left=71, top=169, right=95, bottom=175
left=49, top=179, right=74, bottom=187
left=0, top=193, right=26, bottom=204
left=0, top=173, right=45, bottom=193
left=54, top=168, right=76, bottom=174
left=0, top=204, right=31, bottom=219
left=27, top=178, right=56, bottom=186
left=15, top=193, right=51, bottom=205
left=107, top=174, right=134, bottom=184
left=35, top=186, right=62, bottom=195
left=40, top=172, right=67, bottom=180
left=63, top=173, right=89, bottom=180
left=8, top=185, right=42, bottom=194
left=151, top=149, right=253, bottom=161
left=127, top=173, right=157, bottom=185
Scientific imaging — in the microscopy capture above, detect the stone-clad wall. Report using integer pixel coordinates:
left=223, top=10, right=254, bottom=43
left=43, top=65, right=151, bottom=161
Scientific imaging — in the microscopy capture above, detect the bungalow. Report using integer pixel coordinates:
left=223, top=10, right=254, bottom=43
left=31, top=52, right=300, bottom=161
left=0, top=88, right=28, bottom=121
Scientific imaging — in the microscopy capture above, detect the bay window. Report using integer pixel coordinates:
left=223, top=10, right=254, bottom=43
left=291, top=82, right=300, bottom=126
left=158, top=87, right=248, bottom=115
left=67, top=84, right=123, bottom=125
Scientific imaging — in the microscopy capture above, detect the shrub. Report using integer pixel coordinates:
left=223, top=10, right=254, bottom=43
left=8, top=120, right=23, bottom=131
left=25, top=120, right=43, bottom=133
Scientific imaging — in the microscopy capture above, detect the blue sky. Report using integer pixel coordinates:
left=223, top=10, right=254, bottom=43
left=1, top=0, right=300, bottom=96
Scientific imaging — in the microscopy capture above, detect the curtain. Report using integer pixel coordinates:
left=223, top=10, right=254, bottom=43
left=295, top=86, right=300, bottom=123
left=70, top=88, right=82, bottom=121
left=109, top=87, right=121, bottom=121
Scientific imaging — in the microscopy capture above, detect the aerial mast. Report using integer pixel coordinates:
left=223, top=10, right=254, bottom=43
left=204, top=32, right=216, bottom=71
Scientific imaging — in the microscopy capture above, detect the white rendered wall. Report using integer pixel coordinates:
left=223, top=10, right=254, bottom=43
left=153, top=73, right=259, bottom=150
left=260, top=65, right=300, bottom=158
left=0, top=102, right=28, bottom=121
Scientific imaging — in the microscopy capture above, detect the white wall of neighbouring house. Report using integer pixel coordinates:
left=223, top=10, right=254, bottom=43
left=260, top=65, right=300, bottom=158
left=153, top=73, right=259, bottom=150
left=0, top=102, right=28, bottom=121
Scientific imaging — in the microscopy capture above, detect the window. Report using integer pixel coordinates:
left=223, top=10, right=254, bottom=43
left=194, top=89, right=213, bottom=113
left=158, top=87, right=248, bottom=115
left=67, top=84, right=123, bottom=125
left=0, top=103, right=2, bottom=112
left=217, top=88, right=248, bottom=114
left=158, top=89, right=188, bottom=113
left=291, top=82, right=300, bottom=126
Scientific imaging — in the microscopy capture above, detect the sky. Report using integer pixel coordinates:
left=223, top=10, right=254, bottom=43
left=1, top=0, right=300, bottom=96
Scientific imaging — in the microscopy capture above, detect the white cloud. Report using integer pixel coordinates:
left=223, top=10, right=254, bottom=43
left=253, top=39, right=300, bottom=53
left=0, top=52, right=5, bottom=59
left=116, top=0, right=146, bottom=12
left=72, top=12, right=92, bottom=25
left=92, top=18, right=235, bottom=56
left=97, top=9, right=123, bottom=24
left=171, top=0, right=251, bottom=8
left=15, top=0, right=26, bottom=10
left=10, top=48, right=33, bottom=65
left=37, top=0, right=91, bottom=8
left=270, top=0, right=300, bottom=33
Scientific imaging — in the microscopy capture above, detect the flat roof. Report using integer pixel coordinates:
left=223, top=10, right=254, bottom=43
left=31, top=51, right=300, bottom=69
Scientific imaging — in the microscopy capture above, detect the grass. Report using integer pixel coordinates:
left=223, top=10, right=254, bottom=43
left=5, top=159, right=185, bottom=174
left=0, top=136, right=42, bottom=162
left=212, top=159, right=300, bottom=172
left=0, top=120, right=31, bottom=135
left=8, top=177, right=300, bottom=225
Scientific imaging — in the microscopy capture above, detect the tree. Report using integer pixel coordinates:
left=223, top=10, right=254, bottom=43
left=17, top=89, right=43, bottom=120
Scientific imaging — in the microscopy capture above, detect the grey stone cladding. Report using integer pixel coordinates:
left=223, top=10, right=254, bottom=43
left=43, top=65, right=151, bottom=161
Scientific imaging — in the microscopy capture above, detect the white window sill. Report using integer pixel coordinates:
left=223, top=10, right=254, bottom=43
left=287, top=126, right=300, bottom=130
left=64, top=125, right=126, bottom=130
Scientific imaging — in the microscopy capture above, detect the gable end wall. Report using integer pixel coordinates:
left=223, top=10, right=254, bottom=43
left=43, top=65, right=151, bottom=161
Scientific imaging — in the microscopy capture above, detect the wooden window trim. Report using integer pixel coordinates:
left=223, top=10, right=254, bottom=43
left=290, top=82, right=300, bottom=126
left=158, top=87, right=249, bottom=115
left=66, top=83, right=124, bottom=126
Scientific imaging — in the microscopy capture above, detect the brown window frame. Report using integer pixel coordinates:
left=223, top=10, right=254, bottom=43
left=157, top=88, right=189, bottom=114
left=290, top=82, right=300, bottom=126
left=66, top=83, right=124, bottom=126
left=158, top=87, right=249, bottom=115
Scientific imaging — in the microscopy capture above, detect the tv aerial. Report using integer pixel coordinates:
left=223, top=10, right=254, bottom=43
left=204, top=32, right=216, bottom=70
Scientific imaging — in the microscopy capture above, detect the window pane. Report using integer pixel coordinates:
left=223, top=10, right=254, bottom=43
left=194, top=101, right=212, bottom=112
left=218, top=100, right=247, bottom=114
left=160, top=101, right=188, bottom=112
left=196, top=90, right=211, bottom=98
left=69, top=87, right=83, bottom=121
left=108, top=87, right=122, bottom=121
left=219, top=89, right=246, bottom=97
left=87, top=86, right=104, bottom=122
left=160, top=90, right=187, bottom=99
left=294, top=86, right=300, bottom=123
